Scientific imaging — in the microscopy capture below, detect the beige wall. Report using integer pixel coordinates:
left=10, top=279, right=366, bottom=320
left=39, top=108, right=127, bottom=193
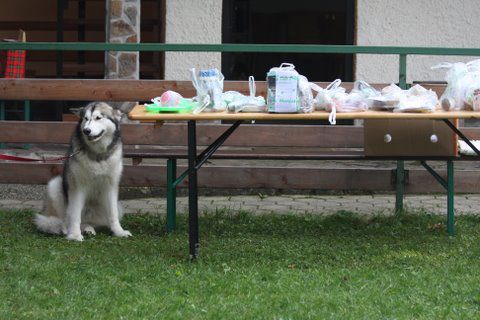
left=356, top=0, right=480, bottom=83
left=164, top=0, right=222, bottom=80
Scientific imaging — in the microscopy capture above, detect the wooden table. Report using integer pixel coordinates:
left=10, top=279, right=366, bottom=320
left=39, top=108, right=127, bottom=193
left=129, top=105, right=480, bottom=259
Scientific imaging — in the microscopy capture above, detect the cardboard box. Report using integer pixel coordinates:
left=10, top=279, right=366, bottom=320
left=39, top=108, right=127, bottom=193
left=364, top=119, right=458, bottom=157
left=0, top=30, right=26, bottom=78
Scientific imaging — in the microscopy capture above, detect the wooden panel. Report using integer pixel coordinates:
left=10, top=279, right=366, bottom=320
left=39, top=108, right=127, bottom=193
left=0, top=121, right=364, bottom=148
left=0, top=78, right=445, bottom=102
left=0, top=162, right=478, bottom=193
left=2, top=119, right=480, bottom=148
left=0, top=163, right=391, bottom=190
left=130, top=105, right=480, bottom=121
left=0, top=79, right=194, bottom=101
left=0, top=79, right=261, bottom=101
left=0, top=79, right=392, bottom=102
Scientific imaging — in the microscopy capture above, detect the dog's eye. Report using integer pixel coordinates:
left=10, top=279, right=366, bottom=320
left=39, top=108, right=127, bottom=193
left=84, top=117, right=88, bottom=121
left=95, top=116, right=102, bottom=120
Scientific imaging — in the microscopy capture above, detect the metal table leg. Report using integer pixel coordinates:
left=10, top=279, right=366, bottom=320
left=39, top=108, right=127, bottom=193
left=447, top=160, right=454, bottom=236
left=395, top=160, right=405, bottom=214
left=188, top=120, right=199, bottom=259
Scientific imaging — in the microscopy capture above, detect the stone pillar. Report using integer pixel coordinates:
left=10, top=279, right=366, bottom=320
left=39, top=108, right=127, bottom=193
left=105, top=0, right=140, bottom=113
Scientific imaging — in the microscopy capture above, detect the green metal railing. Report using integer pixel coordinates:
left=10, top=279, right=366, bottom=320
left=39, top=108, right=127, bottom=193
left=2, top=41, right=480, bottom=89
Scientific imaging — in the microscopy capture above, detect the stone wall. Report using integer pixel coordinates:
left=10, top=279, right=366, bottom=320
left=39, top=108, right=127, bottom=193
left=105, top=0, right=140, bottom=113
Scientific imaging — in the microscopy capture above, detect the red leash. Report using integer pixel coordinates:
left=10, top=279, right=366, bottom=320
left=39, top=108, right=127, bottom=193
left=0, top=150, right=80, bottom=163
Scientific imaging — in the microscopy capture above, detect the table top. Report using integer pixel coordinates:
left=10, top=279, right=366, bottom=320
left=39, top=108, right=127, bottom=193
left=129, top=105, right=480, bottom=121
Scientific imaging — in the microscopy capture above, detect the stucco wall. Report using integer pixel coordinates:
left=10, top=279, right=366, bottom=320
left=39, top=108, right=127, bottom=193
left=356, top=0, right=480, bottom=83
left=164, top=0, right=222, bottom=80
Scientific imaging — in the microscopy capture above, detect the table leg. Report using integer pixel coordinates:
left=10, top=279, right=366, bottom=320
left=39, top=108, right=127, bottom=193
left=395, top=160, right=405, bottom=214
left=166, top=158, right=177, bottom=233
left=447, top=160, right=454, bottom=236
left=188, top=120, right=199, bottom=259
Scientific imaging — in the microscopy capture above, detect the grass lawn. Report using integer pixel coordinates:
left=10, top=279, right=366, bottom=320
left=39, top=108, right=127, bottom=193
left=1, top=209, right=480, bottom=319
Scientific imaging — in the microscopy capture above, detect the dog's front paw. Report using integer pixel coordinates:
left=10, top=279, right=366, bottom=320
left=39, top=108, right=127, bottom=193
left=66, top=233, right=84, bottom=242
left=82, top=225, right=96, bottom=236
left=113, top=229, right=132, bottom=238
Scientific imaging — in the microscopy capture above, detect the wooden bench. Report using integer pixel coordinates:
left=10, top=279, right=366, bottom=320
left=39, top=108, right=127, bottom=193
left=1, top=78, right=478, bottom=235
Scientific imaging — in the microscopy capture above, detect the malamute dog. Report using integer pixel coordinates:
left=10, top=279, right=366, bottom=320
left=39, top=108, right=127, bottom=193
left=34, top=102, right=132, bottom=241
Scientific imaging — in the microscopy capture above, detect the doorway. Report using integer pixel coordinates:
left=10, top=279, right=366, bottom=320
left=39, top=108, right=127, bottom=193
left=222, top=0, right=355, bottom=82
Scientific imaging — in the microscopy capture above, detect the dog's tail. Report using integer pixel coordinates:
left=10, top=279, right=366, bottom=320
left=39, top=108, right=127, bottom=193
left=34, top=214, right=64, bottom=235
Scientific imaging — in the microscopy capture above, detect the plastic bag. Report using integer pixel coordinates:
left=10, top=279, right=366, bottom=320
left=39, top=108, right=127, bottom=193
left=151, top=90, right=185, bottom=107
left=225, top=76, right=266, bottom=113
left=337, top=92, right=369, bottom=112
left=266, top=63, right=318, bottom=113
left=466, top=86, right=480, bottom=111
left=313, top=79, right=345, bottom=111
left=298, top=76, right=323, bottom=113
left=366, top=83, right=402, bottom=110
left=190, top=68, right=225, bottom=114
left=266, top=63, right=300, bottom=113
left=431, top=59, right=480, bottom=110
left=394, top=84, right=438, bottom=113
left=351, top=80, right=379, bottom=98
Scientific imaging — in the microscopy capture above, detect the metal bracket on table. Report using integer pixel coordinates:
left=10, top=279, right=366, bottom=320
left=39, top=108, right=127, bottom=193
left=173, top=120, right=243, bottom=187
left=420, top=161, right=447, bottom=190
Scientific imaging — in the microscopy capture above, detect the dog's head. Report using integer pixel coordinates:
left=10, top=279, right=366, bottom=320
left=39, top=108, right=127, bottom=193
left=77, top=102, right=122, bottom=143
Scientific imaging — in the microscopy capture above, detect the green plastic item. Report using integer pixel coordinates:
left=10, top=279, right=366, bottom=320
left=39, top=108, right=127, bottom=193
left=145, top=101, right=194, bottom=113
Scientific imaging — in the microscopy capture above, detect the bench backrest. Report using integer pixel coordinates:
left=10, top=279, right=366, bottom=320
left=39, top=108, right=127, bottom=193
left=0, top=79, right=447, bottom=101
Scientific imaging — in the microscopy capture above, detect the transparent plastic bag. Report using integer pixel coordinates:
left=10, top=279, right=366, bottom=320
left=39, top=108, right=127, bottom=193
left=266, top=63, right=320, bottom=113
left=313, top=79, right=345, bottom=111
left=463, top=77, right=480, bottom=110
left=431, top=60, right=480, bottom=111
left=367, top=83, right=402, bottom=110
left=298, top=75, right=322, bottom=113
left=225, top=76, right=266, bottom=113
left=394, top=84, right=438, bottom=113
left=190, top=68, right=226, bottom=114
left=351, top=80, right=379, bottom=98
left=337, top=92, right=368, bottom=112
left=266, top=63, right=300, bottom=113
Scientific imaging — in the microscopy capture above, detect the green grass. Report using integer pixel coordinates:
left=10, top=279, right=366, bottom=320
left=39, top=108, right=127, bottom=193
left=1, top=209, right=480, bottom=319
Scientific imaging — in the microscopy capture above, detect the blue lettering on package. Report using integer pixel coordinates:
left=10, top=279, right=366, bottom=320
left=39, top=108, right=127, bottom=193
left=199, top=69, right=218, bottom=77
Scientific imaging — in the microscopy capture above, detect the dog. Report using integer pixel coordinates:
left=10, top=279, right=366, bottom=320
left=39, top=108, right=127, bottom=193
left=34, top=102, right=132, bottom=241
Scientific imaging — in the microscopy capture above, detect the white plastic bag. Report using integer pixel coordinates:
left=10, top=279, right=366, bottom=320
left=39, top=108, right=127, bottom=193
left=351, top=80, right=379, bottom=99
left=266, top=63, right=300, bottom=113
left=313, top=79, right=345, bottom=111
left=337, top=92, right=369, bottom=112
left=191, top=68, right=226, bottom=114
left=431, top=60, right=480, bottom=110
left=394, top=84, right=438, bottom=113
left=298, top=76, right=323, bottom=113
left=225, top=76, right=266, bottom=113
left=266, top=63, right=322, bottom=113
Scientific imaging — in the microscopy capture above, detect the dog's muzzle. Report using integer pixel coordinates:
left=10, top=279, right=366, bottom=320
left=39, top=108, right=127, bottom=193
left=83, top=129, right=105, bottom=141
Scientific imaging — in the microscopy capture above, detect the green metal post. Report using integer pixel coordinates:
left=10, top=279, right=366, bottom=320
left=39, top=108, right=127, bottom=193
left=166, top=158, right=177, bottom=233
left=395, top=54, right=408, bottom=214
left=23, top=100, right=31, bottom=150
left=24, top=100, right=31, bottom=121
left=0, top=101, right=4, bottom=120
left=395, top=160, right=405, bottom=214
left=399, top=54, right=407, bottom=89
left=447, top=160, right=454, bottom=236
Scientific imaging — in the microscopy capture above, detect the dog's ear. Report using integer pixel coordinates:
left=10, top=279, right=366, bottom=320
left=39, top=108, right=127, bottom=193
left=114, top=108, right=124, bottom=122
left=70, top=107, right=85, bottom=119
